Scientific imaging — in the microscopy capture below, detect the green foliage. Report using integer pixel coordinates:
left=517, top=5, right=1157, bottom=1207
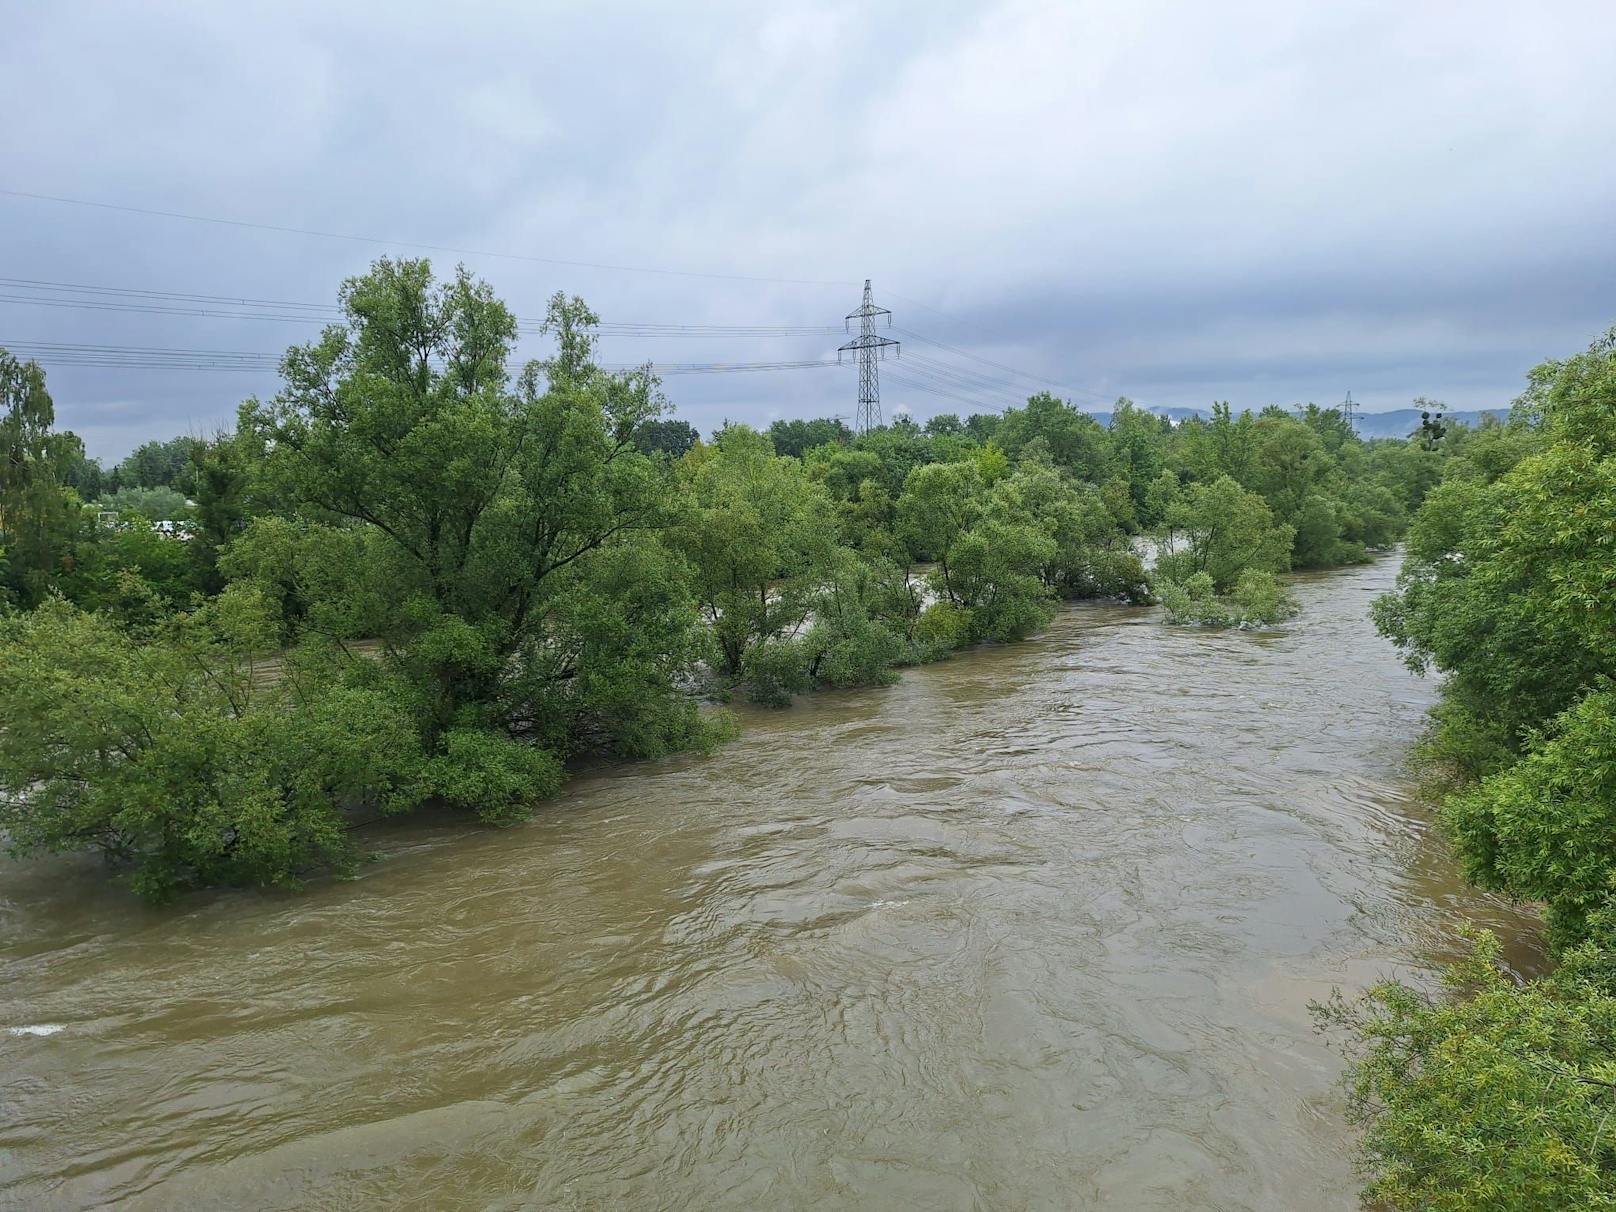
left=512, top=535, right=721, bottom=757
left=244, top=260, right=706, bottom=761
left=184, top=432, right=257, bottom=593
left=1, top=350, right=86, bottom=608
left=417, top=727, right=562, bottom=825
left=0, top=594, right=427, bottom=901
left=63, top=516, right=200, bottom=616
left=1105, top=398, right=1168, bottom=523
left=943, top=519, right=1057, bottom=642
left=897, top=460, right=1056, bottom=642
left=801, top=550, right=915, bottom=688
left=741, top=637, right=812, bottom=707
left=631, top=418, right=699, bottom=459
left=1374, top=337, right=1616, bottom=778
left=0, top=262, right=1477, bottom=907
left=670, top=424, right=837, bottom=679
left=913, top=599, right=976, bottom=654
left=995, top=391, right=1110, bottom=482
left=1228, top=568, right=1297, bottom=624
left=1317, top=929, right=1616, bottom=1211
left=766, top=416, right=850, bottom=458
left=988, top=461, right=1147, bottom=601
left=1154, top=569, right=1297, bottom=627
left=1155, top=474, right=1294, bottom=591
left=1444, top=689, right=1616, bottom=950
left=98, top=484, right=190, bottom=522
left=1337, top=328, right=1616, bottom=1209
left=113, top=435, right=204, bottom=491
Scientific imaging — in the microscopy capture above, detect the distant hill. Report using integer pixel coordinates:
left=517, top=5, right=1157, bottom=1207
left=1350, top=408, right=1509, bottom=439
left=1085, top=405, right=1509, bottom=439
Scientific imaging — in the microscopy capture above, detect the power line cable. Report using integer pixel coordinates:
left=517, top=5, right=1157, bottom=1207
left=0, top=188, right=856, bottom=288
left=1, top=337, right=843, bottom=377
left=896, top=326, right=1116, bottom=404
left=0, top=277, right=843, bottom=336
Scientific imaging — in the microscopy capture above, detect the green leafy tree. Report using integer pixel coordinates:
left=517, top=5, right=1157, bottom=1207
left=98, top=484, right=190, bottom=521
left=63, top=517, right=200, bottom=617
left=242, top=257, right=714, bottom=809
left=964, top=412, right=1001, bottom=443
left=898, top=459, right=1056, bottom=644
left=1330, top=328, right=1616, bottom=1210
left=0, top=591, right=432, bottom=901
left=0, top=351, right=86, bottom=608
left=1156, top=569, right=1297, bottom=627
left=767, top=416, right=850, bottom=458
left=849, top=423, right=937, bottom=495
left=1154, top=474, right=1294, bottom=591
left=669, top=424, right=837, bottom=683
left=800, top=549, right=918, bottom=689
left=113, top=435, right=204, bottom=491
left=1106, top=397, right=1168, bottom=521
left=1174, top=401, right=1255, bottom=484
left=1317, top=929, right=1616, bottom=1211
left=995, top=392, right=1110, bottom=482
left=631, top=417, right=699, bottom=459
left=944, top=518, right=1057, bottom=642
left=987, top=461, right=1147, bottom=601
left=896, top=460, right=983, bottom=591
left=1444, top=689, right=1616, bottom=949
left=1374, top=335, right=1616, bottom=777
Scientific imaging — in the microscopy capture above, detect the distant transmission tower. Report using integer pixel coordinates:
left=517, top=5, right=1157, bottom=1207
left=1342, top=390, right=1358, bottom=434
left=838, top=279, right=900, bottom=434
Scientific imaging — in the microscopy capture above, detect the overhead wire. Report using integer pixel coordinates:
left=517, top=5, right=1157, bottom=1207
left=0, top=190, right=1149, bottom=412
left=0, top=270, right=1134, bottom=413
left=0, top=337, right=843, bottom=378
left=0, top=188, right=855, bottom=288
left=0, top=277, right=842, bottom=337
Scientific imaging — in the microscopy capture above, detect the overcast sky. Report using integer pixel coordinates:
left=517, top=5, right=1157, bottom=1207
left=3, top=0, right=1613, bottom=460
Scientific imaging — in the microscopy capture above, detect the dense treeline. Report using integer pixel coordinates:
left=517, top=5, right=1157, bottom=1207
left=1319, top=329, right=1616, bottom=1210
left=1, top=259, right=1442, bottom=900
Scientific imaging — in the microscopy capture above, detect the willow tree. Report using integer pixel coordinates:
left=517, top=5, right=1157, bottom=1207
left=242, top=258, right=715, bottom=818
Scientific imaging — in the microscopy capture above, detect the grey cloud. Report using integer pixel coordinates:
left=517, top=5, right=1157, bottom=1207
left=2, top=0, right=1612, bottom=459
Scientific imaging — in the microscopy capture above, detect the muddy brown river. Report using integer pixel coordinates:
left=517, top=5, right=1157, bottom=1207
left=0, top=555, right=1543, bottom=1210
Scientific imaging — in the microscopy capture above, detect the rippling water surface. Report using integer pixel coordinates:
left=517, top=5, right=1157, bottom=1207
left=0, top=556, right=1544, bottom=1210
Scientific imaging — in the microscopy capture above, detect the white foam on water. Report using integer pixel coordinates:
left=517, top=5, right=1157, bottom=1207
left=8, top=1024, right=65, bottom=1037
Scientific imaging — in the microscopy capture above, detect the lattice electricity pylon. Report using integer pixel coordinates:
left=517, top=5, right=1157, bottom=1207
left=1342, top=390, right=1358, bottom=434
left=838, top=279, right=899, bottom=434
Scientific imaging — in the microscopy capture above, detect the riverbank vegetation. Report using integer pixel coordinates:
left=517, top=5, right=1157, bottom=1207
left=2, top=259, right=1447, bottom=899
left=1317, top=328, right=1616, bottom=1210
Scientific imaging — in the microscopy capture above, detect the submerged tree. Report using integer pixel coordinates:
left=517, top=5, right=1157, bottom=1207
left=667, top=424, right=837, bottom=683
left=1153, top=474, right=1294, bottom=591
left=242, top=258, right=717, bottom=814
left=0, top=590, right=431, bottom=900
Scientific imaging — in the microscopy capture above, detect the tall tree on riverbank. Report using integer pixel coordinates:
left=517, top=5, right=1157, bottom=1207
left=243, top=258, right=718, bottom=806
left=0, top=351, right=85, bottom=608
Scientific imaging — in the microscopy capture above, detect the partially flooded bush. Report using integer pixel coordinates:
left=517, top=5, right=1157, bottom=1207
left=913, top=600, right=975, bottom=655
left=1154, top=569, right=1297, bottom=627
left=742, top=637, right=812, bottom=706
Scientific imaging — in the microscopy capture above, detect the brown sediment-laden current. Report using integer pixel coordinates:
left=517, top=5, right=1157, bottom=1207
left=0, top=555, right=1543, bottom=1210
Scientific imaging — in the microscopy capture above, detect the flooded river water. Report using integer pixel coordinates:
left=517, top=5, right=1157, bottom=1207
left=0, top=555, right=1543, bottom=1210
